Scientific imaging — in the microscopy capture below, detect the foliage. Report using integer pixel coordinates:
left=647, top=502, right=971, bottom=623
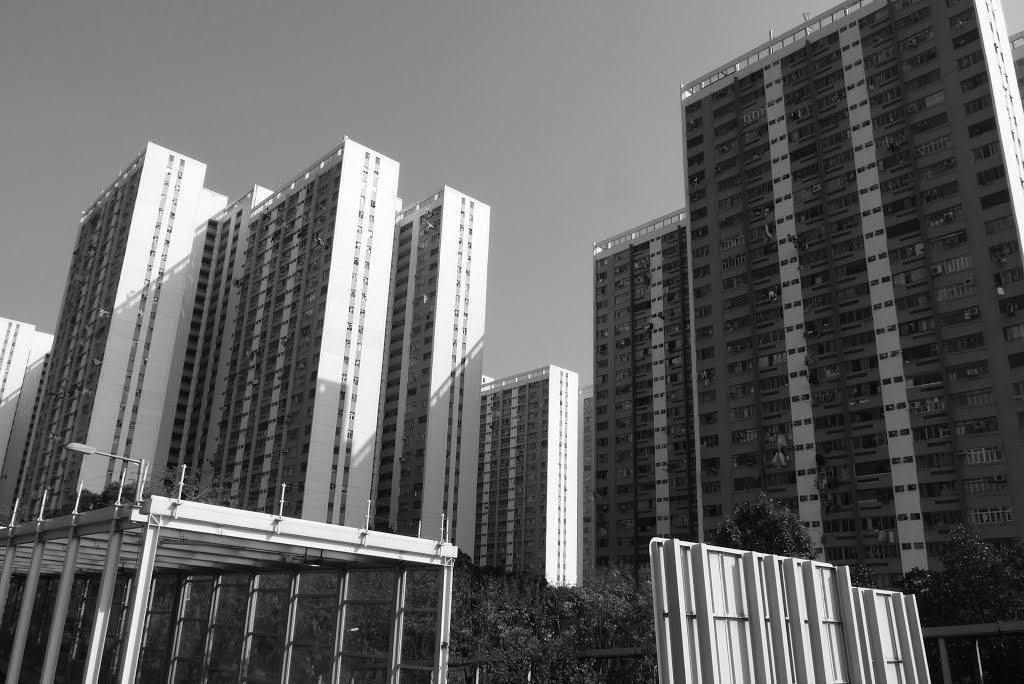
left=711, top=493, right=815, bottom=559
left=848, top=563, right=879, bottom=589
left=904, top=525, right=1024, bottom=626
left=46, top=466, right=235, bottom=516
left=143, top=466, right=235, bottom=505
left=449, top=560, right=656, bottom=683
left=899, top=525, right=1024, bottom=683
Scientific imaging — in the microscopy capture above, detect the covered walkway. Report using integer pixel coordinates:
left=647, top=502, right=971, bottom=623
left=0, top=495, right=457, bottom=683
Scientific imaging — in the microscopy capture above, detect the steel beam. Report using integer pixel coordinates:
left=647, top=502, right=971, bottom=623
left=39, top=534, right=82, bottom=684
left=82, top=528, right=124, bottom=684
left=434, top=560, right=454, bottom=684
left=117, top=521, right=160, bottom=683
left=5, top=537, right=46, bottom=684
left=0, top=542, right=17, bottom=627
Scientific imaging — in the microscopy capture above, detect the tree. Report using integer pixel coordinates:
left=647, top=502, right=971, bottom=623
left=711, top=493, right=815, bottom=559
left=909, top=525, right=1024, bottom=626
left=848, top=563, right=879, bottom=589
left=448, top=561, right=656, bottom=683
left=899, top=526, right=1024, bottom=683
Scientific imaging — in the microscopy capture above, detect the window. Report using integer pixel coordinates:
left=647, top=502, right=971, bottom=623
left=1005, top=324, right=1024, bottom=342
left=970, top=507, right=1013, bottom=525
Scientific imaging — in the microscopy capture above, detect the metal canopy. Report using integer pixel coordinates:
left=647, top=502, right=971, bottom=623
left=0, top=495, right=457, bottom=575
left=0, top=496, right=458, bottom=684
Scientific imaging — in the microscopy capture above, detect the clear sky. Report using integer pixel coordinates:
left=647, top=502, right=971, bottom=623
left=2, top=1, right=1022, bottom=386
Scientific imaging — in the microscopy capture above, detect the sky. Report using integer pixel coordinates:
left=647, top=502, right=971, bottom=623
left=2, top=1, right=1022, bottom=387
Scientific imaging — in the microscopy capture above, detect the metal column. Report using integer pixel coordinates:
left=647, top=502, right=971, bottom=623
left=801, top=562, right=829, bottom=682
left=689, top=544, right=717, bottom=684
left=742, top=552, right=773, bottom=684
left=0, top=542, right=17, bottom=627
left=279, top=571, right=301, bottom=683
left=40, top=534, right=82, bottom=684
left=433, top=560, right=455, bottom=684
left=4, top=537, right=46, bottom=684
left=387, top=568, right=408, bottom=683
left=763, top=556, right=793, bottom=684
left=82, top=528, right=124, bottom=684
left=892, top=592, right=921, bottom=684
left=937, top=637, right=952, bottom=684
left=784, top=558, right=814, bottom=683
left=836, top=565, right=867, bottom=684
left=117, top=521, right=160, bottom=684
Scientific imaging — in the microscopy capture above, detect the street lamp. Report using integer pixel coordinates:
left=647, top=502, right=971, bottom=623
left=64, top=442, right=147, bottom=505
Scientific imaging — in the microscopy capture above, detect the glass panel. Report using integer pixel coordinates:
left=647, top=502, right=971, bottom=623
left=288, top=645, right=333, bottom=683
left=404, top=569, right=439, bottom=610
left=259, top=572, right=292, bottom=590
left=173, top=660, right=203, bottom=684
left=100, top=576, right=131, bottom=681
left=150, top=575, right=179, bottom=613
left=0, top=576, right=25, bottom=658
left=399, top=668, right=434, bottom=683
left=346, top=570, right=394, bottom=601
left=175, top=619, right=207, bottom=660
left=343, top=603, right=391, bottom=655
left=339, top=655, right=386, bottom=683
left=138, top=646, right=166, bottom=683
left=213, top=581, right=249, bottom=626
left=298, top=572, right=339, bottom=595
left=143, top=614, right=172, bottom=651
left=208, top=625, right=243, bottom=673
left=246, top=634, right=286, bottom=683
left=400, top=610, right=436, bottom=664
left=253, top=589, right=288, bottom=635
left=207, top=670, right=239, bottom=684
left=221, top=573, right=252, bottom=586
left=294, top=595, right=337, bottom=645
left=182, top=578, right=213, bottom=619
left=25, top=576, right=57, bottom=670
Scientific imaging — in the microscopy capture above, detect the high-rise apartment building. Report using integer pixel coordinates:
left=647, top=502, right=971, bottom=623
left=168, top=185, right=273, bottom=475
left=577, top=384, right=596, bottom=579
left=0, top=320, right=52, bottom=508
left=679, top=0, right=1024, bottom=581
left=19, top=143, right=227, bottom=515
left=189, top=140, right=402, bottom=525
left=591, top=211, right=698, bottom=571
left=475, top=365, right=578, bottom=584
left=373, top=188, right=489, bottom=549
left=11, top=135, right=491, bottom=554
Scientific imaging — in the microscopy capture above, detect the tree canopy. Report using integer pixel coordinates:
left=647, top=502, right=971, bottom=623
left=710, top=493, right=815, bottom=559
left=449, top=561, right=656, bottom=683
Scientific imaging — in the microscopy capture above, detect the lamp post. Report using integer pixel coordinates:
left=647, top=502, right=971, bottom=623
left=64, top=443, right=147, bottom=505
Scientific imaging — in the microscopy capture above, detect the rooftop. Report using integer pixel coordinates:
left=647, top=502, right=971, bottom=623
left=0, top=495, right=458, bottom=575
left=681, top=0, right=880, bottom=99
left=593, top=209, right=687, bottom=257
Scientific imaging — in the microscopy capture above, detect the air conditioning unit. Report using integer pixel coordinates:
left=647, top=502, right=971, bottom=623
left=811, top=183, right=822, bottom=193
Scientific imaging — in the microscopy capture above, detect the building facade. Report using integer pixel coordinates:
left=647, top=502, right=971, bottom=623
left=191, top=140, right=403, bottom=526
left=680, top=0, right=1024, bottom=582
left=0, top=320, right=52, bottom=508
left=577, top=384, right=596, bottom=579
left=475, top=365, right=578, bottom=585
left=373, top=188, right=489, bottom=550
left=1013, top=30, right=1024, bottom=87
left=591, top=212, right=698, bottom=572
left=168, top=185, right=273, bottom=475
left=18, top=143, right=227, bottom=516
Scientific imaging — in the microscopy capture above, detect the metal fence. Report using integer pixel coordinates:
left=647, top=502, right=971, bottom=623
left=650, top=538, right=930, bottom=683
